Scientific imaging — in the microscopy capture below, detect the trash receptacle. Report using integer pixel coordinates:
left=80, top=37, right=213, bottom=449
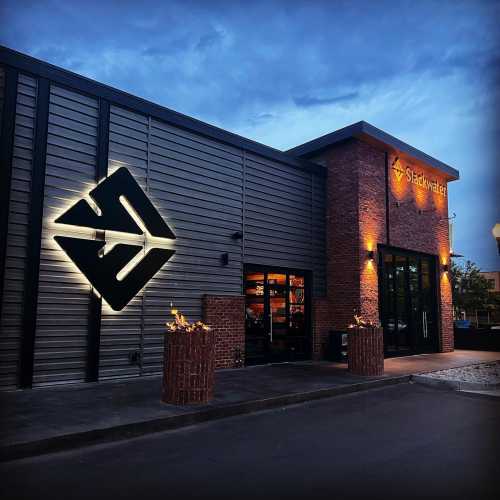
left=327, top=330, right=348, bottom=362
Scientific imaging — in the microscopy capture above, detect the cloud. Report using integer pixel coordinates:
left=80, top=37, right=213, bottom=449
left=293, top=92, right=358, bottom=108
left=195, top=27, right=226, bottom=51
left=0, top=0, right=499, bottom=268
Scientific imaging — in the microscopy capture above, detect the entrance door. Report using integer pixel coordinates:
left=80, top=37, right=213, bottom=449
left=379, top=249, right=438, bottom=356
left=244, top=268, right=310, bottom=365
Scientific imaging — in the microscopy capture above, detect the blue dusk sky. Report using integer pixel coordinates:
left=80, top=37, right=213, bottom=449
left=2, top=0, right=499, bottom=270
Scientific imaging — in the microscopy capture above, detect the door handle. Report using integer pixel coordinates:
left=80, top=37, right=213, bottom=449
left=422, top=311, right=428, bottom=338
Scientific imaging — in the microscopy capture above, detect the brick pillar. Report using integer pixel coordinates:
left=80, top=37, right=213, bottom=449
left=440, top=273, right=454, bottom=352
left=162, top=330, right=216, bottom=404
left=312, top=297, right=331, bottom=360
left=347, top=326, right=384, bottom=376
left=202, top=295, right=245, bottom=369
left=326, top=140, right=362, bottom=330
left=319, top=139, right=386, bottom=331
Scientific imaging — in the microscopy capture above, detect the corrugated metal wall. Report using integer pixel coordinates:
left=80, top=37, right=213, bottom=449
left=0, top=67, right=326, bottom=388
left=99, top=105, right=148, bottom=380
left=33, top=85, right=98, bottom=386
left=0, top=66, right=3, bottom=121
left=244, top=152, right=326, bottom=295
left=0, top=73, right=37, bottom=389
left=99, top=106, right=245, bottom=379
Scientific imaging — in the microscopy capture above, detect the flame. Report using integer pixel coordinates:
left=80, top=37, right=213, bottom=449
left=165, top=309, right=211, bottom=333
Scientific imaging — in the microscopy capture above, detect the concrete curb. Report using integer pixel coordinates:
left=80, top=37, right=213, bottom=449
left=0, top=375, right=409, bottom=462
left=457, top=389, right=500, bottom=401
left=412, top=374, right=500, bottom=392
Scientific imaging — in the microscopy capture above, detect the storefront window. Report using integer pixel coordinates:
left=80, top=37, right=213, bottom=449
left=267, top=273, right=286, bottom=285
left=244, top=269, right=310, bottom=364
left=245, top=273, right=265, bottom=334
left=268, top=273, right=286, bottom=324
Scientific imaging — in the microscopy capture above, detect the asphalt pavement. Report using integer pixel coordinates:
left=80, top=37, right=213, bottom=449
left=1, top=382, right=499, bottom=500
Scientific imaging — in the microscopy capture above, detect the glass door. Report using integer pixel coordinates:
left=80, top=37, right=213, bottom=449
left=419, top=258, right=438, bottom=352
left=267, top=273, right=288, bottom=362
left=379, top=249, right=438, bottom=356
left=244, top=272, right=267, bottom=364
left=394, top=255, right=411, bottom=354
left=245, top=268, right=310, bottom=365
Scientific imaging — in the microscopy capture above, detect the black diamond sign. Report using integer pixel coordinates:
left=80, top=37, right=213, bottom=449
left=54, top=167, right=175, bottom=311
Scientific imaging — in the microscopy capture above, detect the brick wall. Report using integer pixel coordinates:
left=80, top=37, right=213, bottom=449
left=387, top=152, right=453, bottom=351
left=202, top=295, right=245, bottom=369
left=312, top=297, right=331, bottom=360
left=311, top=138, right=454, bottom=354
left=325, top=139, right=362, bottom=330
left=358, top=141, right=387, bottom=324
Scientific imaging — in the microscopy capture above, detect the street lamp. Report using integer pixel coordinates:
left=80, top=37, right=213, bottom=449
left=493, top=223, right=500, bottom=256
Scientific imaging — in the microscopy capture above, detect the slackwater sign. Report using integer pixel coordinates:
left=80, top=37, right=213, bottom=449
left=392, top=157, right=447, bottom=196
left=53, top=167, right=176, bottom=311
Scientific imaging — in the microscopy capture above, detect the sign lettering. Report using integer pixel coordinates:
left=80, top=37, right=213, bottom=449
left=392, top=157, right=446, bottom=197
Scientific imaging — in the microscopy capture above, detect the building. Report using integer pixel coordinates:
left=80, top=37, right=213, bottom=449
left=480, top=271, right=500, bottom=293
left=0, top=46, right=459, bottom=389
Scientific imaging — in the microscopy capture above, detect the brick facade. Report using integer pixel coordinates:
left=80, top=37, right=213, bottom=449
left=204, top=138, right=454, bottom=370
left=312, top=297, right=331, bottom=359
left=311, top=138, right=453, bottom=354
left=202, top=295, right=245, bottom=369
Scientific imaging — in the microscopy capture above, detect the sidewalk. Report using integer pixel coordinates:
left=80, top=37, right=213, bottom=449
left=1, top=350, right=498, bottom=461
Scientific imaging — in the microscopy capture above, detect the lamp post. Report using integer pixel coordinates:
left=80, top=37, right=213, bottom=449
left=493, top=223, right=500, bottom=256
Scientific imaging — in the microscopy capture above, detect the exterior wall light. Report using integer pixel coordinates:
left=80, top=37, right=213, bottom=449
left=221, top=252, right=229, bottom=265
left=367, top=250, right=375, bottom=261
left=442, top=264, right=449, bottom=273
left=231, top=231, right=243, bottom=240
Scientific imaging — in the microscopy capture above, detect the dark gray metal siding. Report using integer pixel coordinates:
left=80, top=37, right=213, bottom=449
left=98, top=105, right=148, bottom=380
left=244, top=152, right=326, bottom=296
left=99, top=106, right=244, bottom=379
left=33, top=85, right=98, bottom=386
left=0, top=73, right=37, bottom=389
left=0, top=73, right=326, bottom=387
left=0, top=66, right=3, bottom=124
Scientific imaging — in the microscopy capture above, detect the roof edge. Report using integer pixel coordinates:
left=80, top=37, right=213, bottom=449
left=0, top=45, right=324, bottom=176
left=287, top=120, right=459, bottom=181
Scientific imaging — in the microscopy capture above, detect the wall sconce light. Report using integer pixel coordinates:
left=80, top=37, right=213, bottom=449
left=367, top=250, right=375, bottom=261
left=231, top=231, right=243, bottom=240
left=221, top=252, right=229, bottom=265
left=442, top=264, right=449, bottom=273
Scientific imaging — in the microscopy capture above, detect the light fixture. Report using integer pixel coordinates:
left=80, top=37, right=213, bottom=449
left=221, top=252, right=229, bottom=265
left=492, top=223, right=500, bottom=256
left=367, top=250, right=374, bottom=261
left=231, top=231, right=243, bottom=240
left=442, top=264, right=449, bottom=273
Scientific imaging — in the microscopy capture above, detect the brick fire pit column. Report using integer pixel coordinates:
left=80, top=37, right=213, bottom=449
left=162, top=330, right=216, bottom=405
left=347, top=326, right=384, bottom=376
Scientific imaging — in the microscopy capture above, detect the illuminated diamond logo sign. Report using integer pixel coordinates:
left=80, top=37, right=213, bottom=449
left=392, top=157, right=405, bottom=182
left=54, top=167, right=175, bottom=311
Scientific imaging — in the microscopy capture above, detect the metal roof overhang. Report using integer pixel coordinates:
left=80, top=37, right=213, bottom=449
left=287, top=121, right=459, bottom=181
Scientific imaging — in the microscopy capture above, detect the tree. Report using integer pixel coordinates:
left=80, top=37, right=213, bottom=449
left=450, top=260, right=496, bottom=317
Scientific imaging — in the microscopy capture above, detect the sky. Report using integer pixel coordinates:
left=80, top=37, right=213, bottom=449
left=1, top=0, right=499, bottom=270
